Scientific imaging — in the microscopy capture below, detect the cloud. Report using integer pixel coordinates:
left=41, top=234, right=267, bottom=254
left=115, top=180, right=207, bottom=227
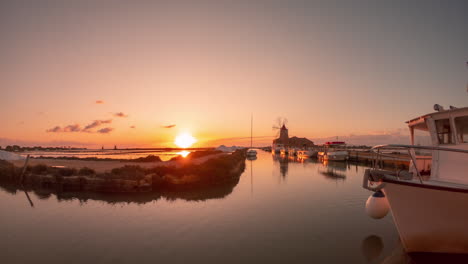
left=63, top=124, right=81, bottom=132
left=161, top=124, right=176, bottom=128
left=97, top=127, right=114, bottom=134
left=46, top=120, right=113, bottom=133
left=83, top=119, right=112, bottom=131
left=46, top=126, right=62, bottom=133
left=46, top=124, right=80, bottom=133
left=114, top=112, right=128, bottom=118
left=130, top=126, right=136, bottom=129
left=95, top=100, right=104, bottom=104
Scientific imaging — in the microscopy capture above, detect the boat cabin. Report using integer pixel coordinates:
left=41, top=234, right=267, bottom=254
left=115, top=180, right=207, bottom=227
left=324, top=141, right=346, bottom=149
left=407, top=106, right=468, bottom=184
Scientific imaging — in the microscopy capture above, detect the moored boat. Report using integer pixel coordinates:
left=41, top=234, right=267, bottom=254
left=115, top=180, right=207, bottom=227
left=362, top=105, right=468, bottom=253
left=318, top=141, right=349, bottom=161
left=247, top=114, right=257, bottom=158
left=297, top=149, right=318, bottom=158
left=246, top=149, right=257, bottom=157
left=272, top=143, right=283, bottom=154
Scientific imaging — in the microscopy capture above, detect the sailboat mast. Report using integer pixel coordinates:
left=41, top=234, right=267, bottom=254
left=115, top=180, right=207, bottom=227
left=250, top=114, right=253, bottom=148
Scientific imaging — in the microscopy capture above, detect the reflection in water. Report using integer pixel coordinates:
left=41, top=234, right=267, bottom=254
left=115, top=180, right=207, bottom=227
left=247, top=159, right=255, bottom=196
left=23, top=189, right=34, bottom=207
left=361, top=235, right=384, bottom=262
left=4, top=150, right=467, bottom=264
left=380, top=242, right=468, bottom=264
left=272, top=153, right=289, bottom=179
left=177, top=150, right=191, bottom=158
left=319, top=160, right=347, bottom=181
left=0, top=172, right=241, bottom=205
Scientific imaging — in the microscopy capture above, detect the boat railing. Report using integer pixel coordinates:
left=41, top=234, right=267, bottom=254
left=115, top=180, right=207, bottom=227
left=370, top=144, right=468, bottom=184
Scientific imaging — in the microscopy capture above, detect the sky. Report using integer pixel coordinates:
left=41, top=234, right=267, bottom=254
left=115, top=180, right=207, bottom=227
left=1, top=0, right=467, bottom=148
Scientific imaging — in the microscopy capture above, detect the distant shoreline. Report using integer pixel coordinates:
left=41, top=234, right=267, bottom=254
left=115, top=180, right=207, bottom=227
left=1, top=146, right=216, bottom=152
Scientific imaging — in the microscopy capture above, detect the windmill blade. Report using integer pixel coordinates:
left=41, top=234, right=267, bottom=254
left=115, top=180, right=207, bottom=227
left=276, top=117, right=283, bottom=127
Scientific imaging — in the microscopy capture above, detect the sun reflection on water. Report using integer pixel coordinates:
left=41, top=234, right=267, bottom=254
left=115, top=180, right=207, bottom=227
left=178, top=150, right=190, bottom=158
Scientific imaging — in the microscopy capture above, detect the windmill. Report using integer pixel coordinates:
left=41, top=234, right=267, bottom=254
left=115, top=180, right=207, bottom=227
left=272, top=117, right=288, bottom=138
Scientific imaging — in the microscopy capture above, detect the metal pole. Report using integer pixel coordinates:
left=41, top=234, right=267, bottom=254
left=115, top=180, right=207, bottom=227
left=250, top=113, right=253, bottom=148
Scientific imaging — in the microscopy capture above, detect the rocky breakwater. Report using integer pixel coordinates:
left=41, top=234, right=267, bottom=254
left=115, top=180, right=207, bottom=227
left=0, top=150, right=247, bottom=194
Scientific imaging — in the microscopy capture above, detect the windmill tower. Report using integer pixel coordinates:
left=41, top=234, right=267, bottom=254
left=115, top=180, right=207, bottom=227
left=272, top=117, right=289, bottom=149
left=279, top=124, right=289, bottom=145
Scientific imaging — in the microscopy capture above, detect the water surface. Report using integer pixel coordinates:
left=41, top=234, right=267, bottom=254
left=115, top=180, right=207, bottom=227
left=0, top=150, right=419, bottom=263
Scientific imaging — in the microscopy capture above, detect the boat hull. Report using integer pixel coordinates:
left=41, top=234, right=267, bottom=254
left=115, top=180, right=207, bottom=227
left=383, top=181, right=468, bottom=253
left=323, top=151, right=348, bottom=161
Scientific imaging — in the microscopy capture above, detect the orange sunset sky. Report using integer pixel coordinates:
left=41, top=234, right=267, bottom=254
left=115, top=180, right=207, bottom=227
left=1, top=0, right=467, bottom=148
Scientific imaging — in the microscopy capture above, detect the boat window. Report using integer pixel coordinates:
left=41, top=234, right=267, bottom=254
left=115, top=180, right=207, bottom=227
left=413, top=128, right=431, bottom=146
left=434, top=119, right=453, bottom=144
left=455, top=116, right=468, bottom=143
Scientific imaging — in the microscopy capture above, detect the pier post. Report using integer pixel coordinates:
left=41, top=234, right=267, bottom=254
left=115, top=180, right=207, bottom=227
left=19, top=155, right=30, bottom=184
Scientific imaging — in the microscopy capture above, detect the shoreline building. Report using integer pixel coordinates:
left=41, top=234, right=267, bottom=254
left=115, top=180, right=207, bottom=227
left=272, top=125, right=314, bottom=151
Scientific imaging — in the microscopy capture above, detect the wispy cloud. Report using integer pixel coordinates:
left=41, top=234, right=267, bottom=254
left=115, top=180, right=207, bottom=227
left=95, top=100, right=104, bottom=104
left=83, top=119, right=112, bottom=131
left=97, top=127, right=114, bottom=134
left=46, top=120, right=114, bottom=134
left=130, top=125, right=136, bottom=129
left=161, top=124, right=176, bottom=128
left=114, top=112, right=128, bottom=118
left=63, top=124, right=81, bottom=132
left=46, top=126, right=62, bottom=133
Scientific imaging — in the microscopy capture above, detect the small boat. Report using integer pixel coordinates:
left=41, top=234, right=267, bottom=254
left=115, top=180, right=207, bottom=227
left=246, top=114, right=257, bottom=158
left=271, top=146, right=282, bottom=154
left=246, top=149, right=257, bottom=157
left=288, top=147, right=298, bottom=156
left=318, top=141, right=349, bottom=161
left=362, top=104, right=468, bottom=253
left=280, top=147, right=288, bottom=155
left=297, top=149, right=318, bottom=158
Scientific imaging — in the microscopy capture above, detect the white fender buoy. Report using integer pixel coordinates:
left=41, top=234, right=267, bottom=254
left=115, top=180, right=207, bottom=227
left=365, top=191, right=390, bottom=219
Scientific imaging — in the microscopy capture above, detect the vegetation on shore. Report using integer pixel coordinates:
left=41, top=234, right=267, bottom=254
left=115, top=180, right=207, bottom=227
left=32, top=151, right=221, bottom=163
left=1, top=145, right=86, bottom=152
left=0, top=150, right=246, bottom=193
left=32, top=154, right=162, bottom=162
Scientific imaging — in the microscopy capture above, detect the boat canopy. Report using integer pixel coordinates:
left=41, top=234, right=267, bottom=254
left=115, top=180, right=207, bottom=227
left=406, top=106, right=468, bottom=146
left=325, top=141, right=345, bottom=145
left=404, top=106, right=468, bottom=184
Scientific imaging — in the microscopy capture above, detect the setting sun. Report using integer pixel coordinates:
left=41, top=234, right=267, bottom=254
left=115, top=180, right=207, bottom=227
left=174, top=132, right=197, bottom=148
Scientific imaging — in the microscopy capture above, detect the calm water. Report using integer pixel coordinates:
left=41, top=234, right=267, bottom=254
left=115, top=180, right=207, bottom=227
left=1, top=150, right=414, bottom=264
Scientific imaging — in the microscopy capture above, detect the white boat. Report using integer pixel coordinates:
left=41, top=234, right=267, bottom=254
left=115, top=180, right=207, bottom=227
left=246, top=114, right=257, bottom=158
left=280, top=147, right=288, bottom=155
left=362, top=105, right=468, bottom=253
left=246, top=149, right=257, bottom=157
left=318, top=141, right=349, bottom=161
left=288, top=147, right=298, bottom=156
left=297, top=149, right=318, bottom=158
left=271, top=145, right=282, bottom=154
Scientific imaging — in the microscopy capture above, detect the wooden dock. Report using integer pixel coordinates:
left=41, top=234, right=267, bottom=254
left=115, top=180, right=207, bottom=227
left=347, top=150, right=410, bottom=169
